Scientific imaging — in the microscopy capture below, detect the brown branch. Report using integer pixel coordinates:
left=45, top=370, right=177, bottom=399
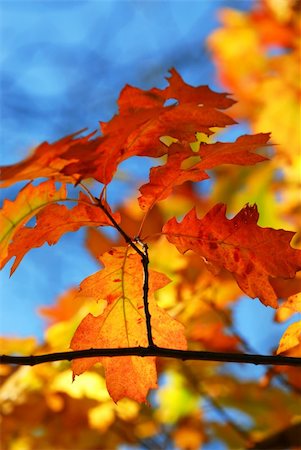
left=1, top=347, right=300, bottom=366
left=94, top=196, right=144, bottom=257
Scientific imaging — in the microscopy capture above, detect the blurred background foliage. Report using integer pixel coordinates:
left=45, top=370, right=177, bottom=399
left=1, top=1, right=300, bottom=449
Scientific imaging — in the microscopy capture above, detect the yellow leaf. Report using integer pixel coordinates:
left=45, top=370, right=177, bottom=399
left=277, top=321, right=301, bottom=355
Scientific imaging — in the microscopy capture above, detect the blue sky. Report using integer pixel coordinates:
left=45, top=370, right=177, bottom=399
left=0, top=0, right=287, bottom=365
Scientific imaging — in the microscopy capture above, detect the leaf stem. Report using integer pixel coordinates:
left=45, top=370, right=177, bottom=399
left=92, top=196, right=154, bottom=346
left=140, top=241, right=154, bottom=347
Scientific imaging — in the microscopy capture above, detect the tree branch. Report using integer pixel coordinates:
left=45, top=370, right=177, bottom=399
left=1, top=347, right=300, bottom=367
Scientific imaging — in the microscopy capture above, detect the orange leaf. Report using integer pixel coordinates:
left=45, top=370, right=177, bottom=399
left=0, top=130, right=99, bottom=187
left=163, top=203, right=301, bottom=307
left=66, top=102, right=235, bottom=184
left=1, top=69, right=238, bottom=186
left=138, top=133, right=270, bottom=212
left=138, top=145, right=208, bottom=211
left=0, top=180, right=66, bottom=269
left=37, top=70, right=236, bottom=184
left=71, top=247, right=187, bottom=403
left=1, top=192, right=120, bottom=275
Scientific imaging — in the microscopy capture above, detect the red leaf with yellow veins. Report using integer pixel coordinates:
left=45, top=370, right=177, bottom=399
left=1, top=192, right=120, bottom=275
left=71, top=247, right=187, bottom=403
left=0, top=180, right=67, bottom=270
left=163, top=204, right=301, bottom=307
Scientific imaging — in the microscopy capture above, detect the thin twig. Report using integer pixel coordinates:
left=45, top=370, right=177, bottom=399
left=94, top=196, right=144, bottom=257
left=88, top=194, right=154, bottom=346
left=1, top=347, right=300, bottom=366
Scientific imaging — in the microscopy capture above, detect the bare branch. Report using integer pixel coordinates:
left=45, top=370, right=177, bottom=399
left=1, top=347, right=300, bottom=367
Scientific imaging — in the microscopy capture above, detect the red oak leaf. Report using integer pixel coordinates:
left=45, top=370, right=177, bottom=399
left=154, top=68, right=236, bottom=109
left=195, top=133, right=270, bottom=168
left=138, top=133, right=270, bottom=212
left=138, top=144, right=208, bottom=211
left=1, top=69, right=238, bottom=186
left=163, top=203, right=301, bottom=307
left=0, top=130, right=99, bottom=187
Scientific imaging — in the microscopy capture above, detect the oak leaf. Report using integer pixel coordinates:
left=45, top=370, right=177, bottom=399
left=64, top=101, right=235, bottom=184
left=1, top=191, right=120, bottom=275
left=0, top=130, right=99, bottom=187
left=71, top=247, right=187, bottom=403
left=163, top=203, right=301, bottom=307
left=138, top=133, right=270, bottom=212
left=195, top=133, right=270, bottom=169
left=0, top=180, right=66, bottom=269
left=154, top=68, right=235, bottom=109
left=0, top=69, right=237, bottom=186
left=138, top=145, right=208, bottom=211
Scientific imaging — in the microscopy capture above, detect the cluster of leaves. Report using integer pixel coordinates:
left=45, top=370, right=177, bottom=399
left=1, top=1, right=301, bottom=446
left=208, top=0, right=301, bottom=338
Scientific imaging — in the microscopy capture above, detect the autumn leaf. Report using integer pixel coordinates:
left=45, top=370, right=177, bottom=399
left=0, top=180, right=67, bottom=269
left=1, top=191, right=120, bottom=275
left=64, top=101, right=235, bottom=184
left=163, top=203, right=301, bottom=307
left=277, top=321, right=301, bottom=356
left=117, top=84, right=165, bottom=113
left=154, top=67, right=235, bottom=109
left=138, top=133, right=270, bottom=212
left=71, top=247, right=187, bottom=403
left=0, top=68, right=237, bottom=187
left=138, top=144, right=208, bottom=211
left=0, top=130, right=99, bottom=187
left=195, top=133, right=270, bottom=169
